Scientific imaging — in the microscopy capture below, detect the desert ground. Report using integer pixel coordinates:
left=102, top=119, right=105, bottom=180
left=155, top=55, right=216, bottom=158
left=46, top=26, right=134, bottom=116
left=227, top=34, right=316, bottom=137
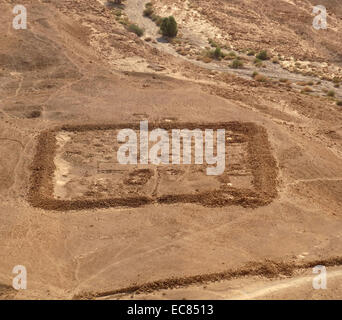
left=0, top=0, right=342, bottom=299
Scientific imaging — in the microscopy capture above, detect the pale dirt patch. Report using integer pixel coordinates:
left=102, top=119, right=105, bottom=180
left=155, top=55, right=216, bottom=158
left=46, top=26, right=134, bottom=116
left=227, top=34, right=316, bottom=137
left=54, top=132, right=72, bottom=199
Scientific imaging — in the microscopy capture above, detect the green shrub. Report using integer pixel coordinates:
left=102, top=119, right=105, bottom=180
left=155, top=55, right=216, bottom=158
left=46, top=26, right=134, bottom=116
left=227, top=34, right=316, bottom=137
left=252, top=71, right=258, bottom=78
left=143, top=7, right=153, bottom=17
left=256, top=50, right=268, bottom=60
left=337, top=101, right=342, bottom=106
left=223, top=51, right=236, bottom=60
left=151, top=14, right=163, bottom=26
left=247, top=50, right=255, bottom=56
left=114, top=10, right=122, bottom=17
left=213, top=47, right=222, bottom=59
left=327, top=90, right=335, bottom=97
left=128, top=24, right=144, bottom=37
left=208, top=38, right=219, bottom=48
left=254, top=58, right=263, bottom=67
left=206, top=47, right=223, bottom=60
left=160, top=16, right=178, bottom=37
left=230, top=58, right=243, bottom=69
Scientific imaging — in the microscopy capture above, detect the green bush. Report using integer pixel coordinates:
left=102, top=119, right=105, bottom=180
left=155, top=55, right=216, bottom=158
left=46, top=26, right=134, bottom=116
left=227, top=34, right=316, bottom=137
left=160, top=16, right=178, bottom=37
left=151, top=14, right=163, bottom=26
left=208, top=38, right=219, bottom=48
left=327, top=90, right=335, bottom=97
left=252, top=71, right=258, bottom=78
left=114, top=10, right=122, bottom=17
left=256, top=50, right=268, bottom=60
left=143, top=7, right=153, bottom=17
left=254, top=58, right=263, bottom=67
left=128, top=24, right=144, bottom=37
left=206, top=47, right=223, bottom=60
left=230, top=58, right=243, bottom=69
left=337, top=101, right=342, bottom=106
left=213, top=47, right=222, bottom=59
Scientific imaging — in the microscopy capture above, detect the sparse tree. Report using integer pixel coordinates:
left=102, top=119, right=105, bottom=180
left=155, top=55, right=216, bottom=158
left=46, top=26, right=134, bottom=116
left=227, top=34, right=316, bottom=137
left=160, top=16, right=178, bottom=38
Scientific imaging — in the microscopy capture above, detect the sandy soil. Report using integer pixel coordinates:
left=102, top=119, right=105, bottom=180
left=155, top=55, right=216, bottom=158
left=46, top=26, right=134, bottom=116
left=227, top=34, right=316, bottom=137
left=0, top=0, right=342, bottom=300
